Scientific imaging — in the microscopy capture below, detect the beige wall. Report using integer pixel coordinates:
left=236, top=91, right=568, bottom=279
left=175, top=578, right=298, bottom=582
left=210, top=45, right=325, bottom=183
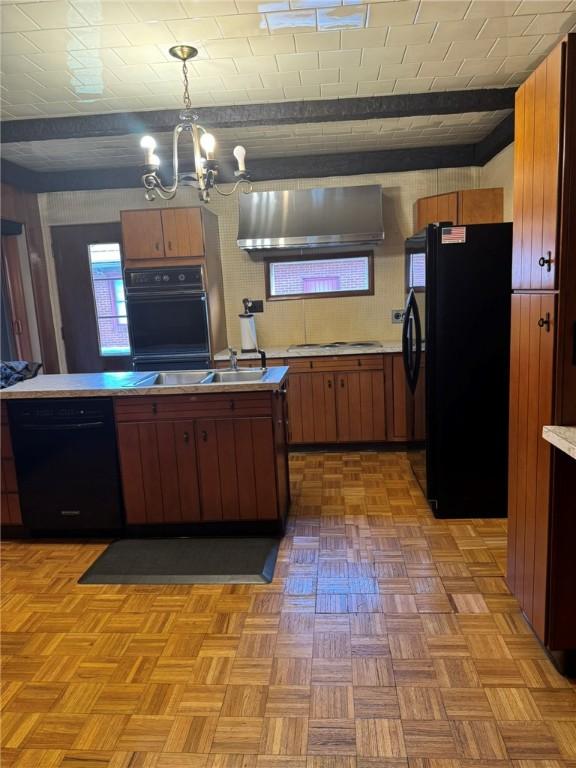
left=41, top=164, right=492, bottom=368
left=479, top=143, right=514, bottom=222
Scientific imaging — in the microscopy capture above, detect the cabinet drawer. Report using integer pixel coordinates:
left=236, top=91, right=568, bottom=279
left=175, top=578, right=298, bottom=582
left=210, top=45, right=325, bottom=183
left=115, top=393, right=273, bottom=421
left=286, top=354, right=384, bottom=372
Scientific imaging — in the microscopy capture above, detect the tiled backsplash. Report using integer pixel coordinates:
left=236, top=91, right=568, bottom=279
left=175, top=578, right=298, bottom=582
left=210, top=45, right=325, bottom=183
left=40, top=146, right=513, bottom=369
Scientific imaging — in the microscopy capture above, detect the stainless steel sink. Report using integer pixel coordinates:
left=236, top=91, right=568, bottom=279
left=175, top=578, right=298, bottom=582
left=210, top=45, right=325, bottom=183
left=129, top=371, right=212, bottom=387
left=210, top=369, right=267, bottom=383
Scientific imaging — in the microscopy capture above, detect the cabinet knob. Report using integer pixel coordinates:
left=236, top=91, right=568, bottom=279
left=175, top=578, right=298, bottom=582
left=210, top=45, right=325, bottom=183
left=183, top=431, right=189, bottom=443
left=168, top=240, right=172, bottom=251
left=155, top=242, right=160, bottom=251
left=152, top=402, right=158, bottom=414
left=201, top=430, right=208, bottom=442
left=538, top=312, right=551, bottom=332
left=327, top=379, right=332, bottom=389
left=538, top=252, right=553, bottom=272
left=357, top=359, right=362, bottom=367
left=340, top=379, right=345, bottom=388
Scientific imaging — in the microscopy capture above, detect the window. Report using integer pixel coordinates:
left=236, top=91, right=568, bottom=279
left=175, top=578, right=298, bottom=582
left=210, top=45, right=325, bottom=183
left=266, top=253, right=373, bottom=300
left=88, top=243, right=130, bottom=356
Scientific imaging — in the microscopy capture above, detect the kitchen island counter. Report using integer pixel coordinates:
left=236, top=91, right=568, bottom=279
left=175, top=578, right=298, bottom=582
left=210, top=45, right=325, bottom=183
left=0, top=367, right=289, bottom=399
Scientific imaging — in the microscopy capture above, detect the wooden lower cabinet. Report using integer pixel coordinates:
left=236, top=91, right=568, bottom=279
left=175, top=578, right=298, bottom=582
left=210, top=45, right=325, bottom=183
left=287, top=372, right=337, bottom=444
left=335, top=370, right=386, bottom=442
left=1, top=402, right=22, bottom=527
left=196, top=417, right=278, bottom=521
left=115, top=393, right=287, bottom=526
left=507, top=293, right=555, bottom=641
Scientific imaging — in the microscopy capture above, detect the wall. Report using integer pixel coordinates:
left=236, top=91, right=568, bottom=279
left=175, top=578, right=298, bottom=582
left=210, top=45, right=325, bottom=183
left=479, top=143, right=514, bottom=222
left=41, top=165, right=489, bottom=366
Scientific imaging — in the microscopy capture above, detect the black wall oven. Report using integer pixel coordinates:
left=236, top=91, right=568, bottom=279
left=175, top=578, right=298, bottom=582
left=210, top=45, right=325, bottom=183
left=125, top=266, right=211, bottom=370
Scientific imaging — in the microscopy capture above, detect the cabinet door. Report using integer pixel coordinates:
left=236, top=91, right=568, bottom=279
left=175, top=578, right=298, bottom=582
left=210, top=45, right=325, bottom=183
left=161, top=208, right=204, bottom=258
left=415, top=196, right=438, bottom=230
left=116, top=420, right=200, bottom=524
left=512, top=43, right=563, bottom=290
left=436, top=192, right=458, bottom=224
left=196, top=417, right=278, bottom=521
left=335, top=370, right=386, bottom=442
left=386, top=354, right=410, bottom=441
left=457, top=188, right=503, bottom=224
left=286, top=372, right=337, bottom=444
left=507, top=294, right=555, bottom=641
left=121, top=210, right=165, bottom=261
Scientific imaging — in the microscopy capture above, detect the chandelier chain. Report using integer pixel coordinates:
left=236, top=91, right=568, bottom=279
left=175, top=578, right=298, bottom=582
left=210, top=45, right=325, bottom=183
left=182, top=61, right=191, bottom=110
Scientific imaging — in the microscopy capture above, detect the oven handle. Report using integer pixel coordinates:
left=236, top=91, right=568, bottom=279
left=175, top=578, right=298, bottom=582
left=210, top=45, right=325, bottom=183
left=127, top=290, right=206, bottom=300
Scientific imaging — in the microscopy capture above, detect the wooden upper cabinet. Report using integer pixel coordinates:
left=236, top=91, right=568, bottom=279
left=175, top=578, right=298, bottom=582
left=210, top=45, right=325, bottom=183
left=121, top=207, right=205, bottom=264
left=414, top=188, right=503, bottom=231
left=513, top=42, right=563, bottom=291
left=121, top=210, right=165, bottom=261
left=160, top=208, right=204, bottom=259
left=507, top=293, right=556, bottom=641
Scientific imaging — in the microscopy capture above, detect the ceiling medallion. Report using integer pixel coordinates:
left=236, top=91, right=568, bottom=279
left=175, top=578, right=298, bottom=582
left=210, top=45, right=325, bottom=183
left=140, top=44, right=251, bottom=203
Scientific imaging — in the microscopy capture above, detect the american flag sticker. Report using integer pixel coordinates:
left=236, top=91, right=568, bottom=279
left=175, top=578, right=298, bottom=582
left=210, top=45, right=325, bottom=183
left=441, top=226, right=466, bottom=244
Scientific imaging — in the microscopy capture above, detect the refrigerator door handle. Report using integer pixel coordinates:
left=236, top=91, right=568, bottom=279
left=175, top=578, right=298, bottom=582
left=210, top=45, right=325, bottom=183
left=403, top=289, right=422, bottom=394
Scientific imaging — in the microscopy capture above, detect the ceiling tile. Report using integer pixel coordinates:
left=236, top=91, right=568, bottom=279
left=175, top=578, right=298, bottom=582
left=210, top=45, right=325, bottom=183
left=295, top=30, right=341, bottom=50
left=165, top=18, right=223, bottom=40
left=225, top=72, right=264, bottom=88
left=181, top=0, right=238, bottom=15
left=320, top=48, right=361, bottom=67
left=246, top=87, right=285, bottom=100
left=283, top=84, right=320, bottom=98
left=357, top=79, right=395, bottom=95
left=404, top=41, right=450, bottom=63
left=378, top=61, right=420, bottom=78
left=249, top=34, right=295, bottom=53
left=361, top=45, right=405, bottom=66
left=489, top=35, right=540, bottom=56
left=318, top=82, right=353, bottom=96
left=367, top=1, right=419, bottom=27
left=341, top=27, right=387, bottom=48
left=70, top=1, right=139, bottom=26
left=465, top=1, right=520, bottom=17
left=71, top=26, right=132, bottom=49
left=217, top=12, right=269, bottom=36
left=205, top=37, right=253, bottom=57
left=112, top=45, right=172, bottom=66
left=458, top=56, right=506, bottom=74
left=498, top=52, right=543, bottom=71
left=317, top=6, right=367, bottom=29
left=432, top=74, right=474, bottom=90
left=266, top=9, right=317, bottom=33
left=478, top=14, right=535, bottom=36
left=446, top=38, right=497, bottom=59
left=277, top=51, right=319, bottom=70
left=193, top=58, right=239, bottom=76
left=35, top=101, right=80, bottom=115
left=514, top=1, right=571, bottom=14
left=394, top=76, right=434, bottom=92
left=118, top=22, right=176, bottom=45
left=72, top=48, right=127, bottom=69
left=127, top=1, right=188, bottom=21
left=433, top=18, right=486, bottom=41
left=236, top=1, right=289, bottom=11
left=416, top=0, right=471, bottom=23
left=17, top=1, right=88, bottom=29
left=386, top=23, right=436, bottom=45
left=1, top=32, right=43, bottom=55
left=0, top=5, right=40, bottom=32
left=522, top=11, right=576, bottom=34
left=339, top=65, right=381, bottom=82
left=529, top=32, right=566, bottom=54
left=3, top=103, right=44, bottom=117
left=234, top=54, right=279, bottom=73
left=1, top=55, right=44, bottom=75
left=291, top=0, right=340, bottom=7
left=300, top=67, right=339, bottom=83
left=418, top=59, right=462, bottom=76
left=260, top=70, right=301, bottom=86
left=22, top=29, right=85, bottom=53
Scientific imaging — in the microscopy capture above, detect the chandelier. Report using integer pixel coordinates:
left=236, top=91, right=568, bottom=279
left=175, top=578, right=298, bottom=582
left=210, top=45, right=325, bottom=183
left=140, top=44, right=251, bottom=203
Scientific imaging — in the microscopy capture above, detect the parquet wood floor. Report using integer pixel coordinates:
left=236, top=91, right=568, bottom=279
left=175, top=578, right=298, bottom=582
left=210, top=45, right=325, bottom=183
left=1, top=451, right=575, bottom=768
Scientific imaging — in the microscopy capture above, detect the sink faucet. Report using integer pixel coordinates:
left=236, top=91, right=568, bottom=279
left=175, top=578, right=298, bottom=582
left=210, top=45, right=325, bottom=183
left=228, top=347, right=238, bottom=370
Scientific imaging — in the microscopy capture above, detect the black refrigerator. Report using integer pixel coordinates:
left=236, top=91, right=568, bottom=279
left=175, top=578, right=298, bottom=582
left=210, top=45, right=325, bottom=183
left=403, top=222, right=512, bottom=518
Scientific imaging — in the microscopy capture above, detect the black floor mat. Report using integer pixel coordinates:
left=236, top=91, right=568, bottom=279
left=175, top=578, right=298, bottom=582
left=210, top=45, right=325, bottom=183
left=79, top=537, right=280, bottom=585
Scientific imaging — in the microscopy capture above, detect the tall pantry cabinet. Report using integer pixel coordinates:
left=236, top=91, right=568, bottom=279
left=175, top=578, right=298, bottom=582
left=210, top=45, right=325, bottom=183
left=507, top=34, right=576, bottom=673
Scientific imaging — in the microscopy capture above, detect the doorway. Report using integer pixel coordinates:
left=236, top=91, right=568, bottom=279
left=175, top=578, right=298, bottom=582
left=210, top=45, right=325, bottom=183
left=51, top=223, right=131, bottom=373
left=1, top=229, right=41, bottom=363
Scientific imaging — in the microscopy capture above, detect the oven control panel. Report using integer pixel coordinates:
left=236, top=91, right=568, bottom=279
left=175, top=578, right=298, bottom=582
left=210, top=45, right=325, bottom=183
left=125, top=266, right=204, bottom=290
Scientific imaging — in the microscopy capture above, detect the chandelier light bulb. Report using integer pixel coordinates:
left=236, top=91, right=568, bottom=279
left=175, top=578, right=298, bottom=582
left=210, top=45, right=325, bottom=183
left=140, top=135, right=156, bottom=150
left=200, top=132, right=216, bottom=159
left=149, top=153, right=160, bottom=167
left=233, top=145, right=247, bottom=173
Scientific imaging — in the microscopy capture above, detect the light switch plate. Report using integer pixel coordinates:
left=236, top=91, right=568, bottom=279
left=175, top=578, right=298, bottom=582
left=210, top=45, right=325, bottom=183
left=391, top=309, right=405, bottom=324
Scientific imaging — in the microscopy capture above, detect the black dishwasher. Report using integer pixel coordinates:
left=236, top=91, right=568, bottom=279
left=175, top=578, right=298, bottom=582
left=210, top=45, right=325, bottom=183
left=8, top=398, right=124, bottom=532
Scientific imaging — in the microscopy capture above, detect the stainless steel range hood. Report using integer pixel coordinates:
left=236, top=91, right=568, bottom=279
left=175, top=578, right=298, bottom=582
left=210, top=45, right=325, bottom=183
left=237, top=185, right=384, bottom=256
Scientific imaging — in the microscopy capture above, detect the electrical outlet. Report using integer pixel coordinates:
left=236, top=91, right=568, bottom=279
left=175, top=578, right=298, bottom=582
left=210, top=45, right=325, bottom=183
left=391, top=309, right=405, bottom=324
left=250, top=300, right=264, bottom=313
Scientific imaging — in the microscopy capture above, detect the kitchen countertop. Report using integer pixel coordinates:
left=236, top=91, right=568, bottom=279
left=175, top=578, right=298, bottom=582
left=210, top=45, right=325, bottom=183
left=214, top=342, right=407, bottom=360
left=0, top=368, right=289, bottom=399
left=542, top=426, right=576, bottom=461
